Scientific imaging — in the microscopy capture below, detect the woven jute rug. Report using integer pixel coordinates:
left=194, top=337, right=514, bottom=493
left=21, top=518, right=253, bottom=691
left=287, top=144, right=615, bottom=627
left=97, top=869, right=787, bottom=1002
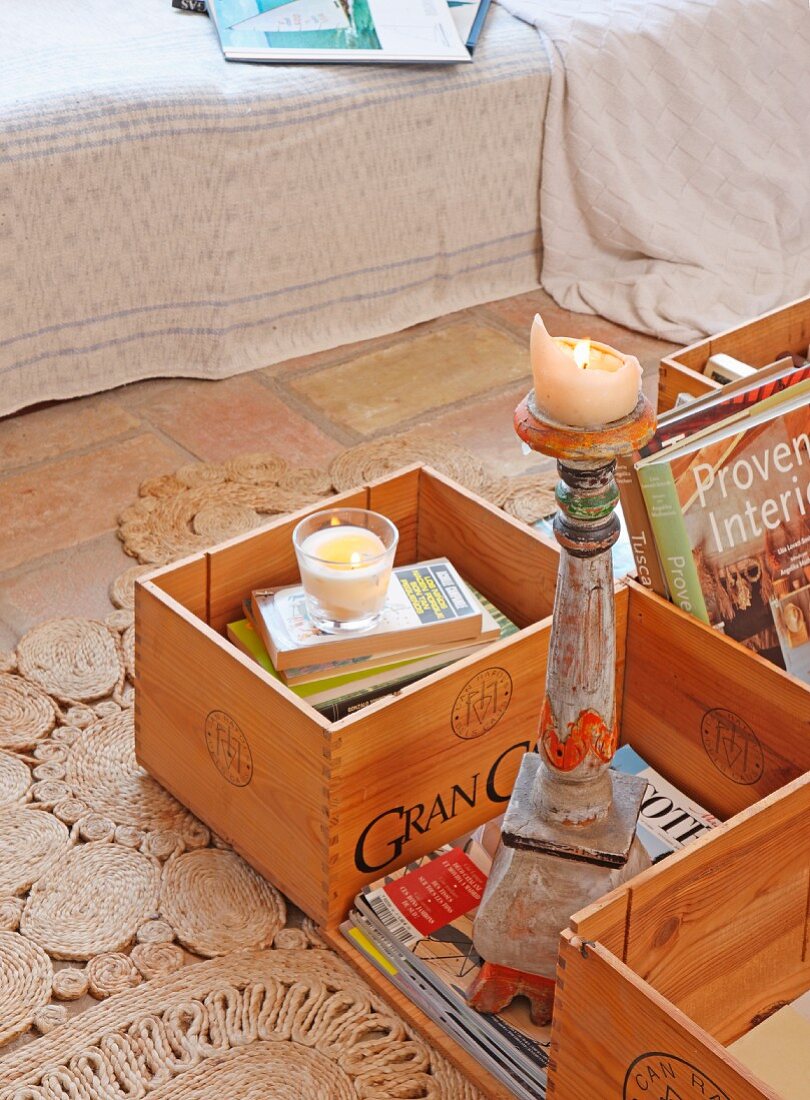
left=0, top=442, right=556, bottom=1096
left=0, top=949, right=481, bottom=1099
left=116, top=440, right=556, bottom=564
left=0, top=607, right=482, bottom=1098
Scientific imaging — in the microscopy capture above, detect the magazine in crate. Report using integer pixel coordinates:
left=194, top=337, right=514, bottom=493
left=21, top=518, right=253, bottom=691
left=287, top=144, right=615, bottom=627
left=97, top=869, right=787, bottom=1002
left=207, top=0, right=487, bottom=64
left=341, top=745, right=721, bottom=1098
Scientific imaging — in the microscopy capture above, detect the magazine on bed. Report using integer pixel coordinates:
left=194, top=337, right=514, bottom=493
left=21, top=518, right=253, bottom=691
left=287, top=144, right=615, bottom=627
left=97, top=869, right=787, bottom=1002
left=206, top=0, right=478, bottom=64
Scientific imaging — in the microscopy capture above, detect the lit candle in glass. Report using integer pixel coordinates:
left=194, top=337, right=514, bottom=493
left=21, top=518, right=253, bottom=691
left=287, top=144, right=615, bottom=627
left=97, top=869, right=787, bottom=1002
left=293, top=509, right=399, bottom=633
left=530, top=314, right=642, bottom=428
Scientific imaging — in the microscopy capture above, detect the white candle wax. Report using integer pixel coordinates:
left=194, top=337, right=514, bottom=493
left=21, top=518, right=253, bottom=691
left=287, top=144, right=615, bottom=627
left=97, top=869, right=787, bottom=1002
left=298, top=525, right=391, bottom=620
left=530, top=315, right=642, bottom=428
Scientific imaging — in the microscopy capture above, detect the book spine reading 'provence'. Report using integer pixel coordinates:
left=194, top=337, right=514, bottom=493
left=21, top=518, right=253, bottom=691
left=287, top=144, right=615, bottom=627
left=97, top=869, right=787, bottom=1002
left=636, top=463, right=710, bottom=622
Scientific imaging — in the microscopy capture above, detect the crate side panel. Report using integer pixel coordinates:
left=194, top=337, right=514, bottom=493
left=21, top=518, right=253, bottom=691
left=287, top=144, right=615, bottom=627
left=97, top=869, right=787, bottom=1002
left=549, top=933, right=777, bottom=1100
left=141, top=555, right=208, bottom=622
left=367, top=466, right=420, bottom=566
left=660, top=296, right=810, bottom=411
left=207, top=489, right=368, bottom=632
left=569, top=891, right=630, bottom=959
left=623, top=774, right=810, bottom=1041
left=327, top=592, right=629, bottom=923
left=417, top=470, right=559, bottom=629
left=622, top=584, right=809, bottom=819
left=658, top=359, right=716, bottom=412
left=135, top=582, right=330, bottom=921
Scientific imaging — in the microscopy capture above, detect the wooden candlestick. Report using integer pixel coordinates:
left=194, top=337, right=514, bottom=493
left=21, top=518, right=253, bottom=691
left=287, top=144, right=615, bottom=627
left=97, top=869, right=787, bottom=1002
left=468, top=391, right=656, bottom=1026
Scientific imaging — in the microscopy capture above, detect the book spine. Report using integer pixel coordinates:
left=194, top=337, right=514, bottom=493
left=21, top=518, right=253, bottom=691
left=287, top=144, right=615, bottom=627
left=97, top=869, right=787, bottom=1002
left=636, top=464, right=710, bottom=622
left=314, top=676, right=415, bottom=722
left=615, top=456, right=670, bottom=597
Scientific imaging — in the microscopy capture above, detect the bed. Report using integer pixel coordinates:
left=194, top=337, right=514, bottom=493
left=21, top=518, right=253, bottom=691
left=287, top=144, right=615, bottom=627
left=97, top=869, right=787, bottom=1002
left=1, top=1, right=550, bottom=415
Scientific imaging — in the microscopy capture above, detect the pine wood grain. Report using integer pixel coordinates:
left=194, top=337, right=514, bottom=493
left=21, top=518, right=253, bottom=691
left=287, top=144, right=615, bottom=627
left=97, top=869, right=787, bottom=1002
left=660, top=295, right=810, bottom=411
left=621, top=580, right=809, bottom=820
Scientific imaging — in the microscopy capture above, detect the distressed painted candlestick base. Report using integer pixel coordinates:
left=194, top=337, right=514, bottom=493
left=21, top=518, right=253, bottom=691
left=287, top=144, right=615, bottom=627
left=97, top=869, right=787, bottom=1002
left=469, top=390, right=656, bottom=1026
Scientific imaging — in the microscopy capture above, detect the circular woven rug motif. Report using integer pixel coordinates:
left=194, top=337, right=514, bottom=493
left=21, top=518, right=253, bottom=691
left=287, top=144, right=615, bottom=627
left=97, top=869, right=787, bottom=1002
left=0, top=949, right=482, bottom=1100
left=20, top=842, right=161, bottom=961
left=117, top=446, right=556, bottom=565
left=63, top=709, right=204, bottom=842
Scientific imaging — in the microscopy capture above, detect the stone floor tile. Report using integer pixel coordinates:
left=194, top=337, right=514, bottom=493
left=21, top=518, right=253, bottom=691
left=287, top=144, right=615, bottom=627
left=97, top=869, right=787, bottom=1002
left=0, top=433, right=186, bottom=572
left=0, top=533, right=133, bottom=636
left=0, top=618, right=18, bottom=652
left=135, top=375, right=342, bottom=466
left=264, top=308, right=473, bottom=381
left=409, top=382, right=555, bottom=479
left=481, top=289, right=677, bottom=367
left=0, top=397, right=140, bottom=474
left=290, top=321, right=530, bottom=435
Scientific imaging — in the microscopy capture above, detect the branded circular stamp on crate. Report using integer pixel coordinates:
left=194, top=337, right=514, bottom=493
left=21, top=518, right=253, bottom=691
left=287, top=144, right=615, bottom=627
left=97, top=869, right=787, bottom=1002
left=623, top=1053, right=731, bottom=1100
left=205, top=710, right=253, bottom=787
left=450, top=668, right=512, bottom=740
left=700, top=708, right=764, bottom=786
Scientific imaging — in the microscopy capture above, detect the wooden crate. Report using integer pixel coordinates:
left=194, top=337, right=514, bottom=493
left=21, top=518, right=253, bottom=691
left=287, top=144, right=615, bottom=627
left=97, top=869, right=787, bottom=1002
left=658, top=295, right=810, bottom=411
left=326, top=576, right=810, bottom=1098
left=135, top=465, right=564, bottom=929
left=552, top=770, right=810, bottom=1100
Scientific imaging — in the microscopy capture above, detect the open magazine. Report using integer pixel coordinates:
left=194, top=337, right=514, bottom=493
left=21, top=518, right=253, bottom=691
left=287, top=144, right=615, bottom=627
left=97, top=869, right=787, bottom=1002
left=341, top=745, right=721, bottom=1099
left=206, top=0, right=488, bottom=64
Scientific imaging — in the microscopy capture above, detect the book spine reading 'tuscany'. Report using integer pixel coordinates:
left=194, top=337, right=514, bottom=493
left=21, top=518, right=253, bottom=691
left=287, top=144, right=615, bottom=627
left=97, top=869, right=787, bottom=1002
left=615, top=455, right=670, bottom=597
left=636, top=463, right=709, bottom=622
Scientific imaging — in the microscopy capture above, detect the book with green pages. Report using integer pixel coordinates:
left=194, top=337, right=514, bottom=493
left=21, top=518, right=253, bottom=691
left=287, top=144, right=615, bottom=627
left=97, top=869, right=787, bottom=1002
left=227, top=587, right=516, bottom=721
left=636, top=380, right=810, bottom=682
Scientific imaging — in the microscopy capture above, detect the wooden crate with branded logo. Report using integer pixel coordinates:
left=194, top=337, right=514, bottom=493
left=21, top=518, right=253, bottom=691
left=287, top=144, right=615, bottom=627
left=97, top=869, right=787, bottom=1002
left=550, top=767, right=810, bottom=1100
left=135, top=464, right=564, bottom=928
left=323, top=577, right=810, bottom=1100
left=658, top=294, right=810, bottom=411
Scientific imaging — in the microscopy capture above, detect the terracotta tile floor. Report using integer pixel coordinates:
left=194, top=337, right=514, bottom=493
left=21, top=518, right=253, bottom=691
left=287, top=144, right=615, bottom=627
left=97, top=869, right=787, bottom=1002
left=0, top=289, right=676, bottom=647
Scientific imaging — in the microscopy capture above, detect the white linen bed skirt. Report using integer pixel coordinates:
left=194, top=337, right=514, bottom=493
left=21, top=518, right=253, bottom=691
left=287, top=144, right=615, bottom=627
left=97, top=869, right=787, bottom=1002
left=1, top=2, right=549, bottom=416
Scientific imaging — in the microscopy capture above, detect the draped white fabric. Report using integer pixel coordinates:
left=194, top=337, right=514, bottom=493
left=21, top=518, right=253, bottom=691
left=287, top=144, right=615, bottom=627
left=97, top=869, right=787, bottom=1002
left=497, top=0, right=810, bottom=343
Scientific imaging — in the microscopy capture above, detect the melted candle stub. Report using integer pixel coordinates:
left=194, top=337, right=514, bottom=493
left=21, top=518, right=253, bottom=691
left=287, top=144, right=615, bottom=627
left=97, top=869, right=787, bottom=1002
left=530, top=315, right=642, bottom=428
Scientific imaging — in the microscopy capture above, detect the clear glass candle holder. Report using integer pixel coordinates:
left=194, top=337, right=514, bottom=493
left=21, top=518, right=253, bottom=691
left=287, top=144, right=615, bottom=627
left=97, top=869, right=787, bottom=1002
left=292, top=508, right=399, bottom=634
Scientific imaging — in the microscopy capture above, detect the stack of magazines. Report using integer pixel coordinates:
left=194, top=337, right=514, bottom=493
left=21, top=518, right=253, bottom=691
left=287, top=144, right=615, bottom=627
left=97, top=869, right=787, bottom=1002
left=195, top=1, right=493, bottom=64
left=341, top=746, right=721, bottom=1099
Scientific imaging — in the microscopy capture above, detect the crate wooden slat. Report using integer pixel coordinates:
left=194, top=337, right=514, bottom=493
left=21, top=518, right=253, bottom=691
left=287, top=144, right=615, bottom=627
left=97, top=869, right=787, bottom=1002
left=659, top=295, right=810, bottom=410
left=551, top=773, right=810, bottom=1100
left=136, top=465, right=563, bottom=928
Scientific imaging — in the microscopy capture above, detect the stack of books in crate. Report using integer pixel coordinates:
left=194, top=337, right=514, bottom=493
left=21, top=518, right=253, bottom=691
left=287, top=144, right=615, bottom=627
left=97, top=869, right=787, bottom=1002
left=619, top=353, right=810, bottom=686
left=227, top=557, right=516, bottom=721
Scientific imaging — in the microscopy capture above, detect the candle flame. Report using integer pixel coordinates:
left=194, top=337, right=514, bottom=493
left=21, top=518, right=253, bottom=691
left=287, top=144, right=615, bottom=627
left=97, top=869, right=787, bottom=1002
left=329, top=516, right=341, bottom=526
left=349, top=551, right=362, bottom=566
left=573, top=340, right=591, bottom=370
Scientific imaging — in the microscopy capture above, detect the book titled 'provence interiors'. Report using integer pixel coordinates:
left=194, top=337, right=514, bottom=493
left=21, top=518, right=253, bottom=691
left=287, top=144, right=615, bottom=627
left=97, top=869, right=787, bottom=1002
left=637, top=385, right=810, bottom=684
left=207, top=0, right=473, bottom=63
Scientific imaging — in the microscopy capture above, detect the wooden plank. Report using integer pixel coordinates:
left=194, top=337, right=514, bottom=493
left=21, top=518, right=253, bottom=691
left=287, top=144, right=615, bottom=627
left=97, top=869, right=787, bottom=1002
left=367, top=464, right=420, bottom=567
left=659, top=295, right=810, bottom=411
left=658, top=359, right=717, bottom=412
left=621, top=580, right=809, bottom=820
left=135, top=580, right=332, bottom=922
left=206, top=487, right=367, bottom=633
left=141, top=554, right=209, bottom=622
left=622, top=772, right=810, bottom=1042
left=322, top=926, right=517, bottom=1100
left=549, top=931, right=781, bottom=1100
left=417, top=468, right=560, bottom=629
left=325, top=596, right=626, bottom=927
left=569, top=889, right=630, bottom=959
